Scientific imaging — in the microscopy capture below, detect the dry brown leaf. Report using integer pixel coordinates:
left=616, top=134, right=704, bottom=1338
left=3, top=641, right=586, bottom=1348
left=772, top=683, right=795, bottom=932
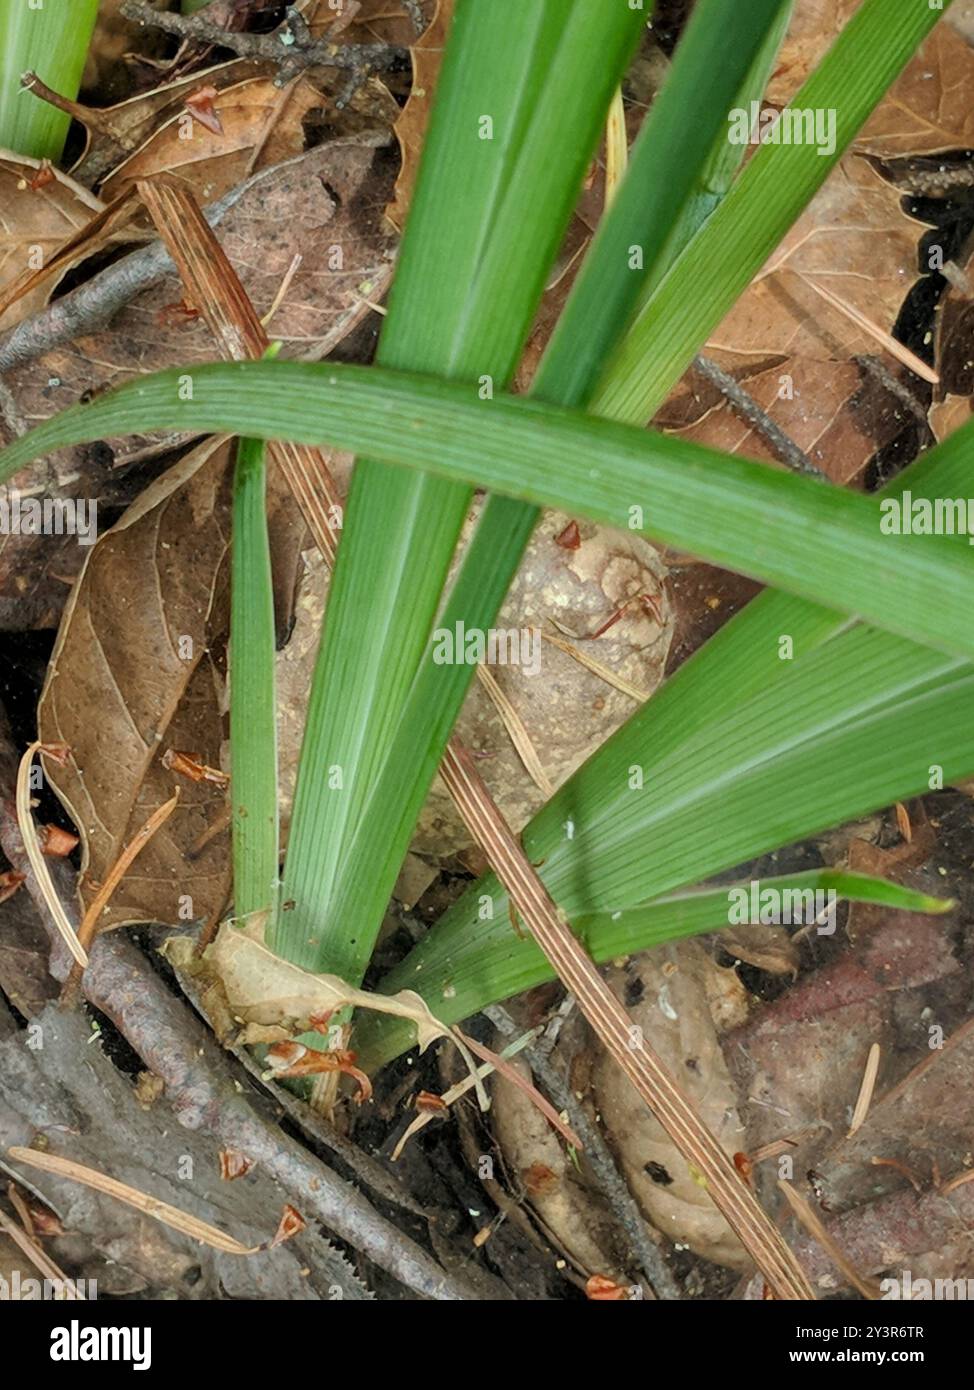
left=385, top=0, right=454, bottom=230
left=97, top=75, right=325, bottom=203
left=491, top=1054, right=628, bottom=1283
left=720, top=921, right=800, bottom=978
left=0, top=135, right=396, bottom=630
left=166, top=922, right=456, bottom=1056
left=489, top=946, right=752, bottom=1280
left=37, top=437, right=233, bottom=931
left=0, top=153, right=108, bottom=330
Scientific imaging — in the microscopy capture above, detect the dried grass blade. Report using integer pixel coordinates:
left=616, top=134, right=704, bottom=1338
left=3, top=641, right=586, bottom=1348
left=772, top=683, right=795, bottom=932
left=15, top=742, right=86, bottom=967
left=136, top=177, right=343, bottom=562
left=7, top=1147, right=261, bottom=1255
left=439, top=738, right=815, bottom=1301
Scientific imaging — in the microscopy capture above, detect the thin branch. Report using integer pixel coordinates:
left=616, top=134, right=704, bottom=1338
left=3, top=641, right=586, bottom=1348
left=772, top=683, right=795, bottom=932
left=0, top=800, right=480, bottom=1301
left=693, top=355, right=824, bottom=479
left=120, top=1, right=406, bottom=86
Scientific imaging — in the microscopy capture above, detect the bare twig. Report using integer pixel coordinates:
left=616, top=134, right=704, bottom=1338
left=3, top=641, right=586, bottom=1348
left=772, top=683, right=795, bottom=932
left=439, top=739, right=816, bottom=1301
left=0, top=166, right=263, bottom=374
left=855, top=353, right=932, bottom=432
left=0, top=801, right=481, bottom=1300
left=693, top=355, right=824, bottom=479
left=120, top=0, right=406, bottom=90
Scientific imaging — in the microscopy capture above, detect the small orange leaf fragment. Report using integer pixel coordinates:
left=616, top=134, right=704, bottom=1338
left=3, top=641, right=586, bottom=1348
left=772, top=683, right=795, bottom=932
left=555, top=519, right=581, bottom=550
left=0, top=870, right=25, bottom=903
left=586, top=1274, right=630, bottom=1301
left=219, top=1148, right=256, bottom=1182
left=183, top=86, right=223, bottom=135
left=269, top=1204, right=305, bottom=1248
left=39, top=824, right=79, bottom=858
left=162, top=749, right=228, bottom=785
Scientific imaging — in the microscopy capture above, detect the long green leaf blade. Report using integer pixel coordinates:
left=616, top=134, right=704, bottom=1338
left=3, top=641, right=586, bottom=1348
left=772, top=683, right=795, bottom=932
left=593, top=0, right=950, bottom=423
left=355, top=869, right=954, bottom=1068
left=326, top=0, right=796, bottom=963
left=230, top=437, right=278, bottom=927
left=5, top=362, right=973, bottom=662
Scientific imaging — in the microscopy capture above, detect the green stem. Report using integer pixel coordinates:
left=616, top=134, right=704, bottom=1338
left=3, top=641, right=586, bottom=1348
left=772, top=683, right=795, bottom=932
left=230, top=437, right=279, bottom=930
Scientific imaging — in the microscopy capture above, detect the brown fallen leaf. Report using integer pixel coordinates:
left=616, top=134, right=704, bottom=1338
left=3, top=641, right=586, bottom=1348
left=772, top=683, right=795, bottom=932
left=179, top=921, right=457, bottom=1051
left=0, top=153, right=111, bottom=331
left=590, top=945, right=751, bottom=1270
left=219, top=1148, right=256, bottom=1182
left=728, top=860, right=960, bottom=1206
left=167, top=921, right=489, bottom=1108
left=98, top=75, right=327, bottom=204
left=719, top=921, right=800, bottom=979
left=385, top=0, right=454, bottom=230
left=38, top=436, right=233, bottom=932
left=0, top=134, right=396, bottom=630
left=491, top=1054, right=629, bottom=1283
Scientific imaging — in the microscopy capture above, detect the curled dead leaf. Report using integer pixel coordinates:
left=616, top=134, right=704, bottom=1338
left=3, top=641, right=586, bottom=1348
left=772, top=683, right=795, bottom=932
left=585, top=1273, right=630, bottom=1301
left=219, top=1149, right=256, bottom=1182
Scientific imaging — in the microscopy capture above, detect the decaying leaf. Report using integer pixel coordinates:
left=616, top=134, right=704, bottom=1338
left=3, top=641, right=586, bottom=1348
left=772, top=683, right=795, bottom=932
left=589, top=945, right=751, bottom=1270
left=490, top=1054, right=628, bottom=1283
left=38, top=437, right=233, bottom=931
left=0, top=135, right=396, bottom=629
left=98, top=76, right=327, bottom=204
left=190, top=922, right=454, bottom=1051
left=0, top=153, right=110, bottom=331
left=386, top=0, right=454, bottom=230
left=167, top=922, right=491, bottom=1104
